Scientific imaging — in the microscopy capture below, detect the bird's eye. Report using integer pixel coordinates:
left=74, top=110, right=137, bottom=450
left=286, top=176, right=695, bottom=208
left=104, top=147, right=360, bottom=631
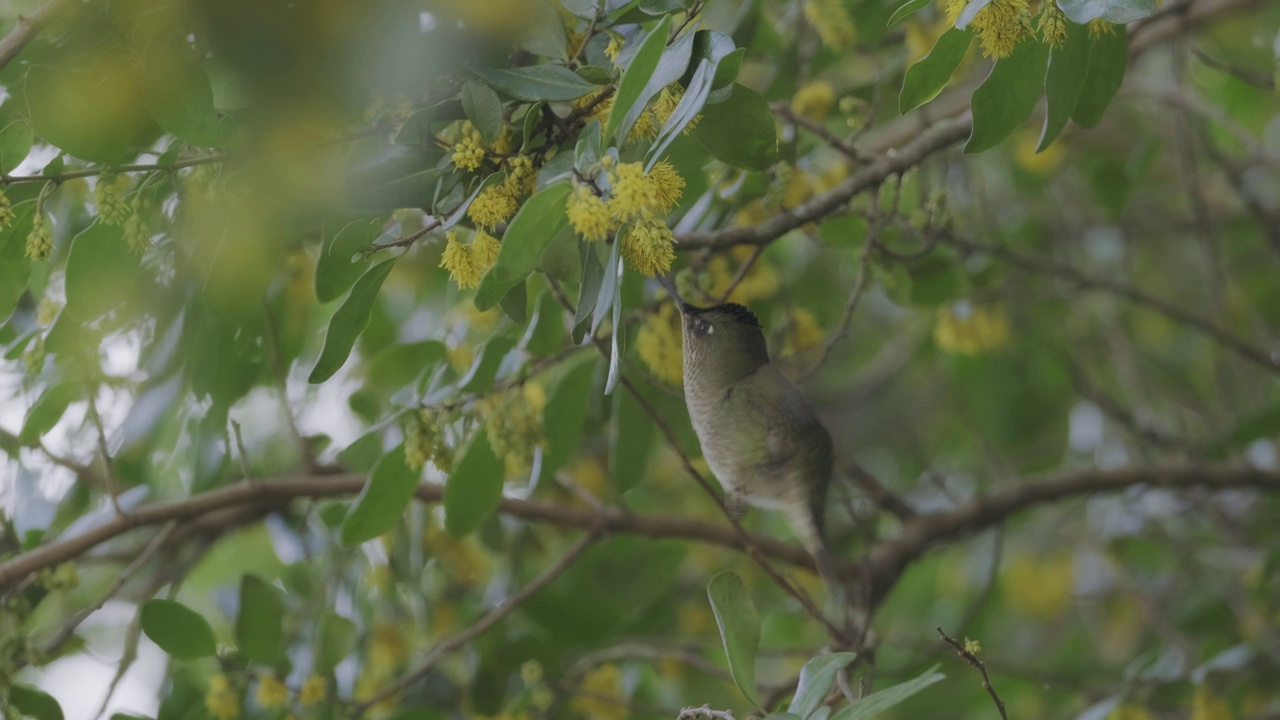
left=695, top=319, right=713, bottom=336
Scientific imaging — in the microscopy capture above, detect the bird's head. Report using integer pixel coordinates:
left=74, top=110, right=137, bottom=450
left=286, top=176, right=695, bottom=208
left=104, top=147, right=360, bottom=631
left=678, top=302, right=771, bottom=387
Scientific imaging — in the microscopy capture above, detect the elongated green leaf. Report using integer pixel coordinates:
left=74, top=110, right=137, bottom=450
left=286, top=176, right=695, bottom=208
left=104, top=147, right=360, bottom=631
left=315, top=612, right=357, bottom=674
left=606, top=16, right=671, bottom=143
left=458, top=336, right=517, bottom=394
left=145, top=49, right=225, bottom=148
left=236, top=574, right=284, bottom=664
left=474, top=182, right=573, bottom=310
left=900, top=28, right=973, bottom=114
left=315, top=219, right=380, bottom=302
left=26, top=64, right=151, bottom=163
left=965, top=38, right=1051, bottom=153
left=619, top=23, right=695, bottom=146
left=830, top=666, right=945, bottom=720
left=1071, top=29, right=1128, bottom=129
left=140, top=599, right=217, bottom=658
left=499, top=280, right=528, bottom=324
left=10, top=684, right=64, bottom=720
left=888, top=0, right=933, bottom=25
left=1038, top=21, right=1091, bottom=151
left=573, top=240, right=604, bottom=343
left=472, top=64, right=601, bottom=102
left=20, top=381, right=78, bottom=445
left=542, top=356, right=596, bottom=479
left=462, top=80, right=505, bottom=144
left=789, top=653, right=858, bottom=719
left=695, top=84, right=777, bottom=170
left=308, top=258, right=398, bottom=383
left=444, top=429, right=505, bottom=537
left=611, top=381, right=655, bottom=495
left=955, top=0, right=994, bottom=27
left=0, top=201, right=35, bottom=322
left=0, top=121, right=33, bottom=172
left=340, top=444, right=419, bottom=545
left=65, top=221, right=141, bottom=322
left=1059, top=0, right=1155, bottom=23
left=707, top=571, right=762, bottom=708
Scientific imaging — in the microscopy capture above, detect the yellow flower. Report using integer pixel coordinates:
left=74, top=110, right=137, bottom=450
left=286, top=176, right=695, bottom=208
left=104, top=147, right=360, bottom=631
left=963, top=637, right=982, bottom=655
left=255, top=675, right=289, bottom=709
left=205, top=674, right=241, bottom=720
left=1039, top=0, right=1068, bottom=47
left=783, top=307, right=823, bottom=356
left=368, top=622, right=410, bottom=674
left=468, top=183, right=520, bottom=230
left=1088, top=18, right=1117, bottom=38
left=573, top=88, right=614, bottom=128
left=36, top=298, right=60, bottom=326
left=608, top=162, right=667, bottom=220
left=491, top=124, right=515, bottom=156
left=570, top=664, right=628, bottom=720
left=405, top=411, right=437, bottom=470
left=629, top=108, right=657, bottom=141
left=479, top=382, right=547, bottom=476
left=733, top=199, right=770, bottom=227
left=943, top=0, right=967, bottom=24
left=503, top=154, right=537, bottom=197
left=440, top=231, right=484, bottom=289
left=1191, top=686, right=1233, bottom=720
left=971, top=0, right=1032, bottom=58
left=791, top=80, right=837, bottom=121
left=648, top=160, right=685, bottom=214
left=604, top=31, right=624, bottom=62
left=567, top=455, right=609, bottom=502
left=621, top=216, right=676, bottom=278
left=473, top=229, right=501, bottom=268
left=1001, top=553, right=1074, bottom=619
left=652, top=85, right=700, bottom=134
left=298, top=675, right=327, bottom=706
left=452, top=136, right=486, bottom=172
left=25, top=213, right=52, bottom=261
left=521, top=660, right=544, bottom=685
left=636, top=302, right=684, bottom=385
left=804, top=0, right=857, bottom=50
left=567, top=185, right=614, bottom=242
left=94, top=174, right=131, bottom=225
left=124, top=206, right=152, bottom=254
left=933, top=302, right=1011, bottom=355
left=1107, top=704, right=1154, bottom=720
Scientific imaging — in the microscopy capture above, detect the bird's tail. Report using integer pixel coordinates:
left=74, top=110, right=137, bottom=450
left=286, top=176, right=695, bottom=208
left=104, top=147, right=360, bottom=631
left=783, top=502, right=848, bottom=614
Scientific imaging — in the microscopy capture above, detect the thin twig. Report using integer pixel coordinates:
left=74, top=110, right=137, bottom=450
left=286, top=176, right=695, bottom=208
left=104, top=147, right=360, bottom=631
left=0, top=0, right=73, bottom=72
left=349, top=530, right=601, bottom=715
left=715, top=245, right=766, bottom=303
left=677, top=705, right=736, bottom=720
left=936, top=627, right=1007, bottom=720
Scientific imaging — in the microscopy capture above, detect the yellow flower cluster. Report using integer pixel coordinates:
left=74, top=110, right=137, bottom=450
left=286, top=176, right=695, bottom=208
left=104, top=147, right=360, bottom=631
left=451, top=121, right=487, bottom=171
left=205, top=674, right=240, bottom=720
left=804, top=0, right=857, bottom=50
left=636, top=302, right=684, bottom=385
left=0, top=190, right=13, bottom=230
left=479, top=382, right=547, bottom=477
left=440, top=229, right=501, bottom=289
left=963, top=637, right=982, bottom=655
left=652, top=85, right=700, bottom=134
left=1107, top=704, right=1154, bottom=720
left=782, top=307, right=823, bottom=357
left=1039, top=0, right=1068, bottom=48
left=404, top=410, right=444, bottom=470
left=1088, top=18, right=1117, bottom=38
left=604, top=31, right=624, bottom=62
left=567, top=186, right=613, bottom=242
left=567, top=160, right=684, bottom=277
left=25, top=213, right=52, bottom=261
left=945, top=0, right=1031, bottom=58
left=1001, top=553, right=1074, bottom=619
left=299, top=675, right=327, bottom=705
left=255, top=675, right=289, bottom=709
left=94, top=174, right=131, bottom=225
left=124, top=203, right=152, bottom=254
left=467, top=154, right=539, bottom=231
left=36, top=562, right=79, bottom=591
left=933, top=303, right=1010, bottom=355
left=622, top=217, right=676, bottom=278
left=700, top=249, right=780, bottom=304
left=1191, top=686, right=1233, bottom=720
left=570, top=663, right=629, bottom=720
left=791, top=80, right=837, bottom=121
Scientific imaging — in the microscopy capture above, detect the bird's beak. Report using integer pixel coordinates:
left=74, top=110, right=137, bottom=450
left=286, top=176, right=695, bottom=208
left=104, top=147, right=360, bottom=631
left=654, top=271, right=693, bottom=314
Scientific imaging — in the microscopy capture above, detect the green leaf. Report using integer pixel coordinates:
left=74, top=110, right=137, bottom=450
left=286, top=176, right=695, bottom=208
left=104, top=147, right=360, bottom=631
left=518, top=0, right=570, bottom=59
left=20, top=381, right=78, bottom=445
left=459, top=336, right=517, bottom=394
left=888, top=0, right=934, bottom=26
left=472, top=64, right=601, bottom=102
left=789, top=653, right=858, bottom=719
left=0, top=121, right=33, bottom=172
left=0, top=201, right=35, bottom=322
left=308, top=257, right=398, bottom=383
left=499, top=280, right=529, bottom=324
left=1038, top=21, right=1091, bottom=151
left=573, top=241, right=605, bottom=343
left=144, top=49, right=225, bottom=148
left=110, top=714, right=154, bottom=720
left=965, top=38, right=1051, bottom=153
left=10, top=684, right=64, bottom=720
left=140, top=599, right=218, bottom=658
left=25, top=64, right=151, bottom=163
left=707, top=571, right=762, bottom=708
left=1058, top=0, right=1155, bottom=23
left=64, top=221, right=141, bottom=323
left=765, top=715, right=803, bottom=720
left=1071, top=29, right=1128, bottom=129
left=611, top=382, right=655, bottom=496
left=340, top=444, right=420, bottom=545
left=900, top=28, right=973, bottom=114
left=525, top=289, right=568, bottom=354
left=606, top=16, right=671, bottom=144
left=541, top=356, right=596, bottom=478
left=235, top=574, right=284, bottom=664
left=461, top=80, right=505, bottom=144
left=695, top=84, right=778, bottom=170
left=338, top=430, right=385, bottom=473
left=955, top=0, right=993, bottom=28
left=474, top=182, right=573, bottom=310
left=444, top=429, right=505, bottom=537
left=829, top=666, right=945, bottom=720
left=315, top=219, right=380, bottom=303
left=315, top=612, right=357, bottom=675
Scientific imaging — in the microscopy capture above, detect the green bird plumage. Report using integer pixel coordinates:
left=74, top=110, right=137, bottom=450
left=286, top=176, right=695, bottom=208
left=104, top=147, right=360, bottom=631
left=677, top=300, right=841, bottom=592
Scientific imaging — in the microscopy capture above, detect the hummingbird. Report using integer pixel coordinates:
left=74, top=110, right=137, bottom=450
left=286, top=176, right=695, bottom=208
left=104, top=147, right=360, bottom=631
left=663, top=283, right=843, bottom=600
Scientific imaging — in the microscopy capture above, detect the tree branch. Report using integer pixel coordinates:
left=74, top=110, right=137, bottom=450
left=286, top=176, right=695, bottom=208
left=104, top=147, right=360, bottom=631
left=0, top=0, right=72, bottom=72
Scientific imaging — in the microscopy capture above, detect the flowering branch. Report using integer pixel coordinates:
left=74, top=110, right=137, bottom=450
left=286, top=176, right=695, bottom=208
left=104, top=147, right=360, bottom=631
left=937, top=627, right=1008, bottom=720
